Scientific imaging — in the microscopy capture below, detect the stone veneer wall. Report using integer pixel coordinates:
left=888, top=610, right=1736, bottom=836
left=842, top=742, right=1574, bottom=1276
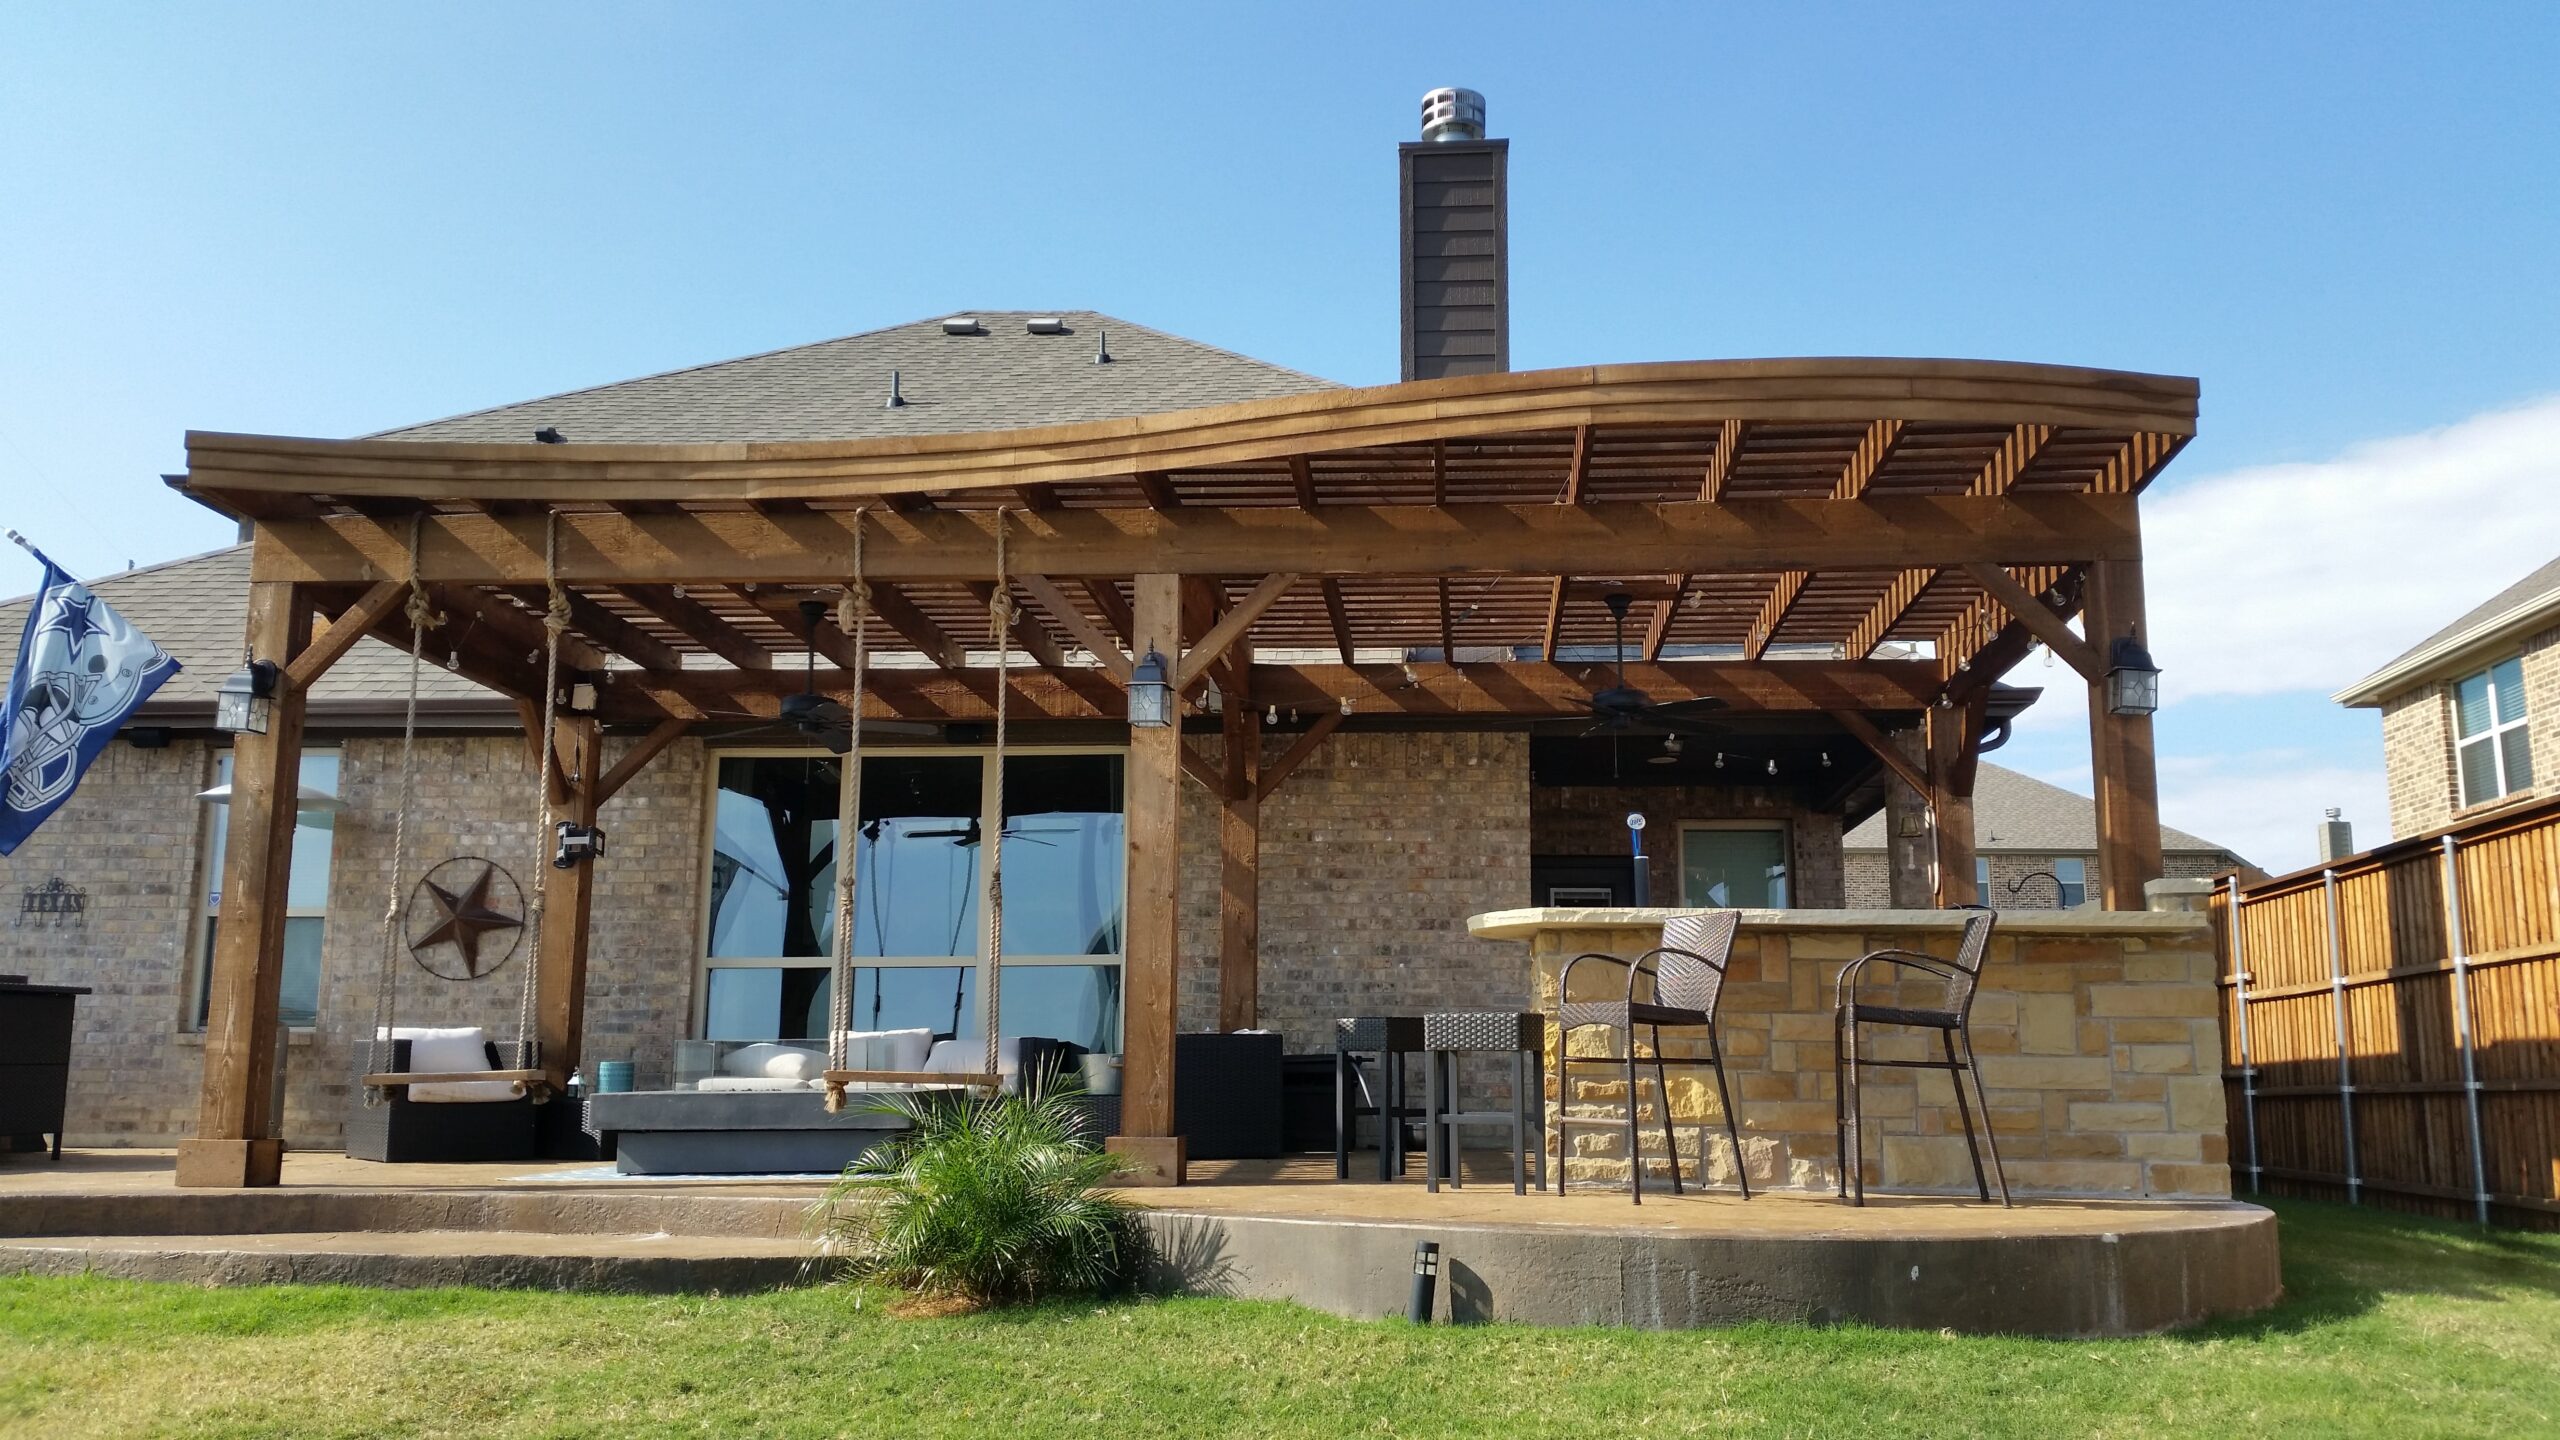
left=2378, top=623, right=2560, bottom=840
left=1532, top=784, right=1844, bottom=909
left=1176, top=730, right=1533, bottom=1053
left=1496, top=911, right=2231, bottom=1199
left=0, top=733, right=708, bottom=1149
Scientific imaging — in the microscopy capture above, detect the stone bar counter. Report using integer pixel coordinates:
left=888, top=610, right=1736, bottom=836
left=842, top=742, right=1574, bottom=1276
left=1467, top=908, right=2232, bottom=1200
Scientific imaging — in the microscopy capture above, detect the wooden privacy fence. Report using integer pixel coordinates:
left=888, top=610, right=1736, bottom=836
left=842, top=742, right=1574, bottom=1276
left=2210, top=794, right=2560, bottom=1227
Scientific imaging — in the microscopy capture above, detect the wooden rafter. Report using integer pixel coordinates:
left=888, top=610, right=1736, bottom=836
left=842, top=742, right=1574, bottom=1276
left=1015, top=482, right=1060, bottom=511
left=1833, top=418, right=1907, bottom=500
left=286, top=581, right=405, bottom=691
left=1179, top=740, right=1226, bottom=796
left=1320, top=579, right=1355, bottom=665
left=1970, top=423, right=2053, bottom=497
left=1643, top=576, right=1686, bottom=662
left=1430, top=439, right=1447, bottom=505
left=739, top=590, right=855, bottom=670
left=1176, top=573, right=1299, bottom=692
left=507, top=585, right=685, bottom=671
left=252, top=493, right=2146, bottom=587
left=1438, top=578, right=1457, bottom=660
left=967, top=580, right=1074, bottom=678
left=1288, top=455, right=1318, bottom=509
left=1560, top=425, right=1594, bottom=504
left=1700, top=418, right=1747, bottom=502
left=1960, top=562, right=2104, bottom=680
left=1080, top=580, right=1134, bottom=644
left=1018, top=573, right=1132, bottom=680
left=1846, top=568, right=1935, bottom=659
left=372, top=600, right=546, bottom=705
left=1133, top=471, right=1179, bottom=510
left=1254, top=711, right=1344, bottom=803
left=1744, top=571, right=1811, bottom=661
left=1828, top=708, right=1929, bottom=797
left=613, top=585, right=770, bottom=670
left=431, top=584, right=615, bottom=675
left=2090, top=431, right=2183, bottom=494
left=864, top=582, right=968, bottom=671
left=1933, top=563, right=2070, bottom=685
left=595, top=717, right=692, bottom=804
left=1542, top=577, right=1568, bottom=662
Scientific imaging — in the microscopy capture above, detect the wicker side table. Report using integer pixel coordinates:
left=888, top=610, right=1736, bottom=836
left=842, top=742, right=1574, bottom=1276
left=1333, top=1016, right=1427, bottom=1181
left=1421, top=1011, right=1548, bottom=1196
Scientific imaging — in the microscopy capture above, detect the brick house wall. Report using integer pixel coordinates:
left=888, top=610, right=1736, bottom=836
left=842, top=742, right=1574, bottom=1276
left=2376, top=623, right=2560, bottom=840
left=1843, top=848, right=2244, bottom=908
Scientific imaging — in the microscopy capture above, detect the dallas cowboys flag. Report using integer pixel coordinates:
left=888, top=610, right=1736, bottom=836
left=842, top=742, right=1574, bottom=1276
left=1, top=547, right=180, bottom=854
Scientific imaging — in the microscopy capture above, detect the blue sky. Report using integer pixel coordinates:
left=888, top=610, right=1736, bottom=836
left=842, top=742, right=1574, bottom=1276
left=5, top=4, right=2558, bottom=871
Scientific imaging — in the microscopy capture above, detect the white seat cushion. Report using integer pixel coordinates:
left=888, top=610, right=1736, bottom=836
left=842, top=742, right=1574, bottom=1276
left=721, top=1042, right=824, bottom=1081
left=695, top=1076, right=817, bottom=1093
left=379, top=1025, right=524, bottom=1103
left=838, top=1028, right=933, bottom=1074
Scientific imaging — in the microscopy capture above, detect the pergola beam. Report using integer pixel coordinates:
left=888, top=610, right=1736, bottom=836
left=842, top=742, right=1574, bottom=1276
left=1833, top=419, right=1906, bottom=500
left=1960, top=563, right=2104, bottom=681
left=244, top=493, right=2148, bottom=586
left=1560, top=425, right=1594, bottom=504
left=1320, top=579, right=1355, bottom=665
left=1971, top=423, right=2053, bottom=496
left=1018, top=573, right=1132, bottom=680
left=1175, top=573, right=1298, bottom=692
left=285, top=581, right=405, bottom=691
left=1847, top=568, right=1935, bottom=659
left=864, top=582, right=968, bottom=671
left=1745, top=571, right=1810, bottom=661
left=614, top=585, right=770, bottom=670
left=1700, top=419, right=1746, bottom=502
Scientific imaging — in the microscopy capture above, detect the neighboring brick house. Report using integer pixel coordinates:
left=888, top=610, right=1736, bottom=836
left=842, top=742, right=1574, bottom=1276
left=1842, top=763, right=2254, bottom=909
left=2336, top=553, right=2560, bottom=839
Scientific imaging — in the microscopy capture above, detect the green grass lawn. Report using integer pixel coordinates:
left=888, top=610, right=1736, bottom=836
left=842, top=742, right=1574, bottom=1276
left=2, top=1199, right=2554, bottom=1439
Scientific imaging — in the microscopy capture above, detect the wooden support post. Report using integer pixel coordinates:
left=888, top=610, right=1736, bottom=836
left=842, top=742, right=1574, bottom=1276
left=177, top=580, right=311, bottom=1188
left=2083, top=556, right=2163, bottom=908
left=1108, top=572, right=1187, bottom=1185
left=1928, top=695, right=1985, bottom=910
left=536, top=713, right=601, bottom=1091
left=1882, top=729, right=1935, bottom=908
left=1218, top=665, right=1260, bottom=1032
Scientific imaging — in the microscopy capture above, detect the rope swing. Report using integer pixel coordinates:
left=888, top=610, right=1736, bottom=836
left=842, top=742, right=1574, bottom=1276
left=822, top=509, right=1013, bottom=1106
left=359, top=513, right=549, bottom=1098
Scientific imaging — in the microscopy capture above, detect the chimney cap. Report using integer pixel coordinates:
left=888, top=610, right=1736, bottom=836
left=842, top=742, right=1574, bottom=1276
left=1419, top=87, right=1487, bottom=142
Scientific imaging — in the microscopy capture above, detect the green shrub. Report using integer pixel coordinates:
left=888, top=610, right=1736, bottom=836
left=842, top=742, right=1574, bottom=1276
left=815, top=1085, right=1133, bottom=1304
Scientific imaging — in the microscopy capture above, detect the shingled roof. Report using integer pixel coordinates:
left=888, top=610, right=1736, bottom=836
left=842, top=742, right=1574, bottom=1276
left=2336, top=550, right=2560, bottom=707
left=1843, top=762, right=2233, bottom=857
left=1, top=546, right=496, bottom=718
left=374, top=311, right=1342, bottom=444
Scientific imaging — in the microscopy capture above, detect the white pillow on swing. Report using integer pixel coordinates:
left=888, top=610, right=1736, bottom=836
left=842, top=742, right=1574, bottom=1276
left=381, top=1025, right=526, bottom=1104
left=722, top=1042, right=825, bottom=1082
left=838, top=1028, right=933, bottom=1074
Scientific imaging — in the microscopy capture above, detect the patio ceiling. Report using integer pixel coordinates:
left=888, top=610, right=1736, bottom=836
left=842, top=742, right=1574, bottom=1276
left=175, top=358, right=2195, bottom=727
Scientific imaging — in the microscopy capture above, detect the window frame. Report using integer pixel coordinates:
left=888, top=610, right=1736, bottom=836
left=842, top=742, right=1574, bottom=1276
left=2053, top=857, right=2089, bottom=908
left=1975, top=856, right=1993, bottom=907
left=1674, top=821, right=1791, bottom=909
left=191, top=747, right=341, bottom=1032
left=694, top=743, right=1128, bottom=1046
left=2453, top=658, right=2534, bottom=809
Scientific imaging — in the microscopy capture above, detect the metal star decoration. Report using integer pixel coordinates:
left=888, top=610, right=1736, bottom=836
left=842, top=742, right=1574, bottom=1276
left=407, top=858, right=524, bottom=979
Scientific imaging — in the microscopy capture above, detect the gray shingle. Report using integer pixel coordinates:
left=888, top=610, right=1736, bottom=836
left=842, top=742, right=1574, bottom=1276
left=2365, top=551, right=2560, bottom=681
left=1842, top=761, right=2230, bottom=856
left=374, top=311, right=1341, bottom=444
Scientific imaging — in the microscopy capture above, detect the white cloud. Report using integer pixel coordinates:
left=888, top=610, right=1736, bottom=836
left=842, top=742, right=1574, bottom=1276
left=2153, top=751, right=2389, bottom=877
left=2145, top=394, right=2560, bottom=702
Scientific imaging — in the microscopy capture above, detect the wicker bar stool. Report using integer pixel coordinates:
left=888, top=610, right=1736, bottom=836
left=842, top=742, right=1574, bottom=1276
left=1334, top=1015, right=1427, bottom=1182
left=1834, top=907, right=2010, bottom=1207
left=1552, top=909, right=1750, bottom=1204
left=1420, top=1011, right=1547, bottom=1196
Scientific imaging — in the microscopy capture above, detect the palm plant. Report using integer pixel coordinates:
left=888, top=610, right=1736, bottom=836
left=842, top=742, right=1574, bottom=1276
left=813, top=1085, right=1134, bottom=1304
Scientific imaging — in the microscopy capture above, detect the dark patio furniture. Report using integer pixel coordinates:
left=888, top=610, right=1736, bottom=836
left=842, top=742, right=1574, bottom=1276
left=1834, top=907, right=2010, bottom=1207
left=0, top=979, right=88, bottom=1160
left=1552, top=909, right=1750, bottom=1204
left=344, top=1039, right=539, bottom=1164
left=1282, top=1053, right=1339, bottom=1154
left=1175, top=1031, right=1285, bottom=1160
left=1334, top=1015, right=1427, bottom=1180
left=1421, top=1010, right=1547, bottom=1196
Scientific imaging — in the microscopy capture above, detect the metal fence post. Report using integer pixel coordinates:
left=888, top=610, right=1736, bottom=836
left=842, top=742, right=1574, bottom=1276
left=2321, top=867, right=2360, bottom=1204
left=2439, top=836, right=2493, bottom=1226
left=2225, top=874, right=2263, bottom=1195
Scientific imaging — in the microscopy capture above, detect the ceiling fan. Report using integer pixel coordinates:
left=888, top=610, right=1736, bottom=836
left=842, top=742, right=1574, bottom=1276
left=1546, top=591, right=1735, bottom=738
left=704, top=598, right=936, bottom=751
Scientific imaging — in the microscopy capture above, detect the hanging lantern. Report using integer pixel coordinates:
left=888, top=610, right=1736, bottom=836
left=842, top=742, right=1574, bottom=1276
left=214, top=659, right=280, bottom=736
left=2104, top=632, right=2162, bottom=717
left=1128, top=647, right=1174, bottom=729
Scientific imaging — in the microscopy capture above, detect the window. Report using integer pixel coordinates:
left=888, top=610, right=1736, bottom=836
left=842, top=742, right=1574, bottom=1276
left=1678, top=825, right=1788, bottom=907
left=701, top=748, right=1125, bottom=1054
left=1975, top=857, right=1993, bottom=907
left=2455, top=658, right=2534, bottom=808
left=2054, top=858, right=2088, bottom=908
left=194, top=750, right=340, bottom=1029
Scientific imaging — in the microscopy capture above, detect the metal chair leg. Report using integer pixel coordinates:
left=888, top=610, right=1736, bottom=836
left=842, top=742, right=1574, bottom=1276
left=1944, top=1029, right=1990, bottom=1202
left=1651, top=1025, right=1683, bottom=1196
left=1510, top=1049, right=1528, bottom=1196
left=1442, top=1052, right=1463, bottom=1189
left=1846, top=1017, right=1866, bottom=1207
left=1335, top=1048, right=1351, bottom=1181
left=1386, top=1051, right=1404, bottom=1182
left=1833, top=1009, right=1851, bottom=1201
left=1960, top=1032, right=2013, bottom=1208
left=1424, top=1048, right=1443, bottom=1193
left=1532, top=1041, right=1549, bottom=1193
left=1624, top=1027, right=1644, bottom=1205
left=1710, top=1036, right=1750, bottom=1200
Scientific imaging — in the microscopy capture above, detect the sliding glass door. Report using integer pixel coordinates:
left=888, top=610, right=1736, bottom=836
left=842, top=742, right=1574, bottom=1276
left=700, top=747, right=1124, bottom=1053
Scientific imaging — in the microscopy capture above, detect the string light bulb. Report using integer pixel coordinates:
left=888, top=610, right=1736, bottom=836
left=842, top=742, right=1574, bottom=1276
left=1766, top=757, right=1778, bottom=776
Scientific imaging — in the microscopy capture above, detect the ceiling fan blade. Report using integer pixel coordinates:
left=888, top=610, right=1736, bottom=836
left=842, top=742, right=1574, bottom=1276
left=1647, top=696, right=1730, bottom=716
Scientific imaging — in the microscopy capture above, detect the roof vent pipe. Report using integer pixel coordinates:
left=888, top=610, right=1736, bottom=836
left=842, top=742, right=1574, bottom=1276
left=886, top=369, right=905, bottom=408
left=1419, top=87, right=1486, bottom=142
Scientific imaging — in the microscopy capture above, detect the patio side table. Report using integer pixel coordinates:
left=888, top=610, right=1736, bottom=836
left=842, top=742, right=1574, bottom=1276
left=1333, top=1016, right=1426, bottom=1181
left=1421, top=1011, right=1547, bottom=1196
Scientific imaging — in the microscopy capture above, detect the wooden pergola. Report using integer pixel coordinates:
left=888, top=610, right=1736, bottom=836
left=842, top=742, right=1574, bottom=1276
left=169, top=357, right=2195, bottom=1187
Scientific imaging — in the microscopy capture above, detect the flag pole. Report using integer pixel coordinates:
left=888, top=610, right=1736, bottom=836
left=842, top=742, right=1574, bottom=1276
left=5, top=531, right=70, bottom=581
